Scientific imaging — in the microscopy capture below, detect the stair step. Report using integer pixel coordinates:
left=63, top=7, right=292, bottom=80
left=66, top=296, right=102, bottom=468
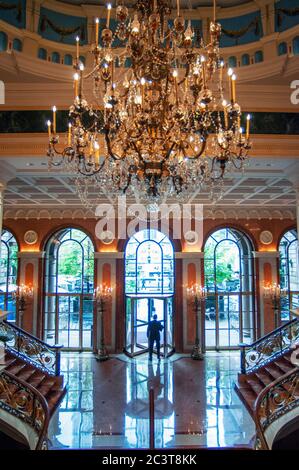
left=46, top=389, right=65, bottom=411
left=264, top=365, right=284, bottom=380
left=27, top=372, right=46, bottom=388
left=236, top=387, right=256, bottom=412
left=36, top=378, right=56, bottom=396
left=245, top=377, right=264, bottom=395
left=16, top=367, right=37, bottom=382
left=273, top=359, right=295, bottom=374
left=5, top=362, right=27, bottom=376
left=254, top=371, right=274, bottom=387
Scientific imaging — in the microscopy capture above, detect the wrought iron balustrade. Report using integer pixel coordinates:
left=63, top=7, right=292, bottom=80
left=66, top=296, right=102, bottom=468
left=254, top=367, right=299, bottom=450
left=0, top=370, right=49, bottom=450
left=240, top=318, right=299, bottom=374
left=1, top=320, right=62, bottom=376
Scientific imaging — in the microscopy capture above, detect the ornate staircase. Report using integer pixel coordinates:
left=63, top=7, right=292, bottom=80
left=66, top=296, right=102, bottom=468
left=0, top=321, right=66, bottom=449
left=235, top=318, right=299, bottom=449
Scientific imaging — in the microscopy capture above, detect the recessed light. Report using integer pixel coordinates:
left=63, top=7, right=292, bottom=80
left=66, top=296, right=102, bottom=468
left=26, top=163, right=34, bottom=167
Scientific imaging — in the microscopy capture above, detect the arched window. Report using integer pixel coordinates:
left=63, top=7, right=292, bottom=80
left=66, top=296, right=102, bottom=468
left=64, top=54, right=73, bottom=66
left=228, top=56, right=237, bottom=68
left=293, top=37, right=299, bottom=55
left=124, top=229, right=175, bottom=357
left=125, top=229, right=174, bottom=296
left=12, top=38, right=22, bottom=52
left=0, top=230, right=18, bottom=322
left=204, top=228, right=255, bottom=349
left=51, top=51, right=60, bottom=63
left=38, top=47, right=47, bottom=60
left=278, top=42, right=287, bottom=56
left=254, top=50, right=264, bottom=63
left=44, top=228, right=94, bottom=349
left=279, top=229, right=298, bottom=321
left=241, top=54, right=250, bottom=66
left=0, top=32, right=8, bottom=52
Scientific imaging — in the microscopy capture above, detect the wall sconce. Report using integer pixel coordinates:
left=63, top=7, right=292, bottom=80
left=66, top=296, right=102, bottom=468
left=263, top=283, right=286, bottom=329
left=12, top=284, right=33, bottom=329
left=187, top=284, right=207, bottom=360
left=94, top=284, right=113, bottom=362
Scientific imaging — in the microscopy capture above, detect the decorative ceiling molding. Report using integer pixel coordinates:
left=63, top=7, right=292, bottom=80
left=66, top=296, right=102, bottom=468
left=4, top=207, right=296, bottom=221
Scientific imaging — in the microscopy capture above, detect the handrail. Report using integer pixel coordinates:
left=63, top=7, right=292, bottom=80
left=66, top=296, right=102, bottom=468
left=1, top=320, right=63, bottom=376
left=0, top=370, right=50, bottom=450
left=253, top=367, right=299, bottom=450
left=239, top=317, right=299, bottom=374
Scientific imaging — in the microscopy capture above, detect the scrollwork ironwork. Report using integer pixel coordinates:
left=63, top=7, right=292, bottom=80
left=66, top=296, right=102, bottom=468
left=254, top=368, right=299, bottom=450
left=0, top=321, right=62, bottom=376
left=0, top=370, right=49, bottom=449
left=241, top=318, right=299, bottom=374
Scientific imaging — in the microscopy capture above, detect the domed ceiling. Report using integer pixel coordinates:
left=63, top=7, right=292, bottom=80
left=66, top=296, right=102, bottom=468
left=57, top=1, right=251, bottom=8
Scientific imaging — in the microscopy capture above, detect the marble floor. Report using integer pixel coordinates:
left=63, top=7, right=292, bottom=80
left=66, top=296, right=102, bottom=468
left=47, top=352, right=255, bottom=449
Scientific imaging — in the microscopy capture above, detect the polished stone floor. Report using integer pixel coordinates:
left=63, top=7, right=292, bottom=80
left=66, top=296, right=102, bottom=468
left=48, top=352, right=255, bottom=449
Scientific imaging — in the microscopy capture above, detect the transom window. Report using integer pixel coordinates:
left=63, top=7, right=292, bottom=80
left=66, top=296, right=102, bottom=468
left=0, top=230, right=18, bottom=322
left=125, top=229, right=174, bottom=297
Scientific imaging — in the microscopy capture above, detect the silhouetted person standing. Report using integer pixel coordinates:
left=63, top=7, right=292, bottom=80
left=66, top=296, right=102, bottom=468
left=147, top=314, right=163, bottom=361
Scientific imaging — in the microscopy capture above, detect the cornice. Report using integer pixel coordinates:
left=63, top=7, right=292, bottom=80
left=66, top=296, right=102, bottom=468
left=3, top=207, right=296, bottom=221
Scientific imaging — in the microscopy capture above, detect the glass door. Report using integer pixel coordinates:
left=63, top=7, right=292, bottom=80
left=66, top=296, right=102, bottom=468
left=125, top=297, right=174, bottom=357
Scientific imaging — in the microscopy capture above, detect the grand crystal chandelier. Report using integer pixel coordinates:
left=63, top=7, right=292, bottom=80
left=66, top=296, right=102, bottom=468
left=47, top=0, right=251, bottom=206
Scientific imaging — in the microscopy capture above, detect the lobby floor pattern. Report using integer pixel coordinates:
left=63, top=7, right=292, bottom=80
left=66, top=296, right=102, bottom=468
left=48, top=352, right=255, bottom=449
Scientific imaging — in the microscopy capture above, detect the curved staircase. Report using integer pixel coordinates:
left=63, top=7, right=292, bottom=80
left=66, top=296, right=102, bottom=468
left=0, top=321, right=66, bottom=449
left=235, top=318, right=299, bottom=449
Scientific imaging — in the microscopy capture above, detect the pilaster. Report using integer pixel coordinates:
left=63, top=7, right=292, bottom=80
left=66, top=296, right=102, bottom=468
left=252, top=251, right=279, bottom=335
left=17, top=251, right=45, bottom=337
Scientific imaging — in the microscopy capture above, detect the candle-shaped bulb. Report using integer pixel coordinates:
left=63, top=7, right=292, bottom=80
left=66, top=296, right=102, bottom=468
left=140, top=77, right=146, bottom=86
left=246, top=113, right=251, bottom=139
left=52, top=106, right=57, bottom=134
left=79, top=63, right=84, bottom=71
left=47, top=120, right=52, bottom=138
left=173, top=70, right=178, bottom=78
left=227, top=68, right=233, bottom=77
left=95, top=17, right=99, bottom=45
left=106, top=3, right=112, bottom=29
left=200, top=55, right=206, bottom=63
left=76, top=36, right=80, bottom=60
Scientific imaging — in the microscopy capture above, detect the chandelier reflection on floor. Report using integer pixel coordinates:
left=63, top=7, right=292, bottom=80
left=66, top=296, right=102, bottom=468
left=47, top=0, right=251, bottom=206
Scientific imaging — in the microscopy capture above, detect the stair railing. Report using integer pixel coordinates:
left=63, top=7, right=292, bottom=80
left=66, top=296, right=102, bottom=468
left=253, top=367, right=299, bottom=450
left=239, top=318, right=299, bottom=374
left=0, top=370, right=50, bottom=450
left=1, top=320, right=63, bottom=376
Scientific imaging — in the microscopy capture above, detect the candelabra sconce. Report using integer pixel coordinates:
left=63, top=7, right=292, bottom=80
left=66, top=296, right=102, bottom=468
left=263, top=283, right=286, bottom=329
left=12, top=284, right=33, bottom=329
left=94, top=284, right=113, bottom=362
left=187, top=284, right=207, bottom=360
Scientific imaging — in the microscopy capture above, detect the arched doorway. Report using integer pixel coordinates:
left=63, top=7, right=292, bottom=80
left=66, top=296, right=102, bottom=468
left=43, top=228, right=94, bottom=350
left=0, top=229, right=18, bottom=322
left=204, top=228, right=255, bottom=350
left=124, top=229, right=175, bottom=358
left=279, top=229, right=298, bottom=322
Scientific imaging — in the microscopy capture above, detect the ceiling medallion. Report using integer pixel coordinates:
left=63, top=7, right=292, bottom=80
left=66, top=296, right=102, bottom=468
left=47, top=0, right=251, bottom=208
left=259, top=230, right=273, bottom=245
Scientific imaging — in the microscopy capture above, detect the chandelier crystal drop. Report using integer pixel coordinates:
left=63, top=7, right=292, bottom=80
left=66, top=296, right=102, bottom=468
left=47, top=0, right=251, bottom=206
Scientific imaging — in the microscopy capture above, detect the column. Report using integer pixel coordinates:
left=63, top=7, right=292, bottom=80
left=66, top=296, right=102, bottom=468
left=0, top=183, right=4, bottom=260
left=94, top=252, right=123, bottom=353
left=253, top=251, right=280, bottom=336
left=17, top=251, right=45, bottom=336
left=177, top=252, right=204, bottom=352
